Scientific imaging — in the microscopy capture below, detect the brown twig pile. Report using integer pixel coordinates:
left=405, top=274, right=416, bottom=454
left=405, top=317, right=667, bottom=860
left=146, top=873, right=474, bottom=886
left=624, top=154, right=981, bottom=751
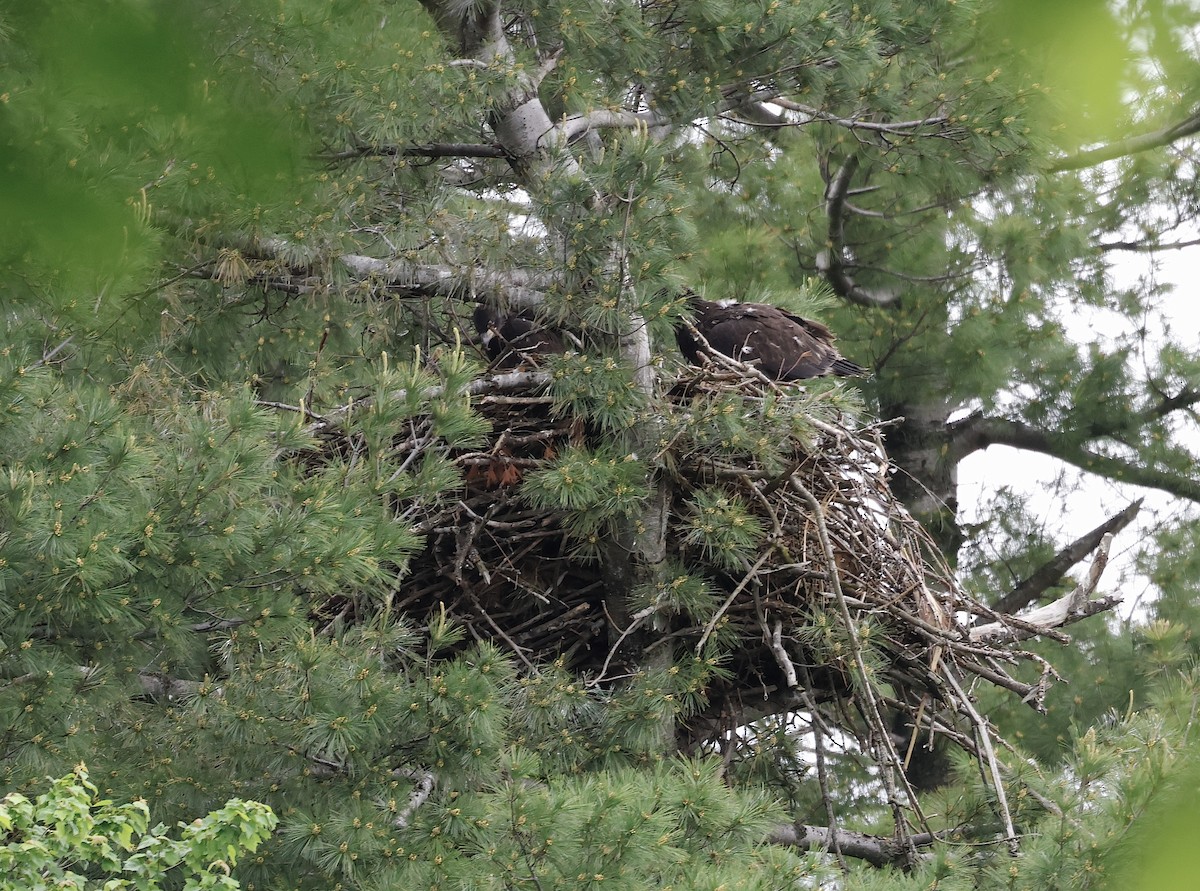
left=310, top=361, right=1116, bottom=848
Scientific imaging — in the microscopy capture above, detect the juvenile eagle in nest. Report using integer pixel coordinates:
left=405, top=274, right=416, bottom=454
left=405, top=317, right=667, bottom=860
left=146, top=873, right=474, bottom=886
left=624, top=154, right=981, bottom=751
left=473, top=305, right=565, bottom=369
left=676, top=297, right=868, bottom=380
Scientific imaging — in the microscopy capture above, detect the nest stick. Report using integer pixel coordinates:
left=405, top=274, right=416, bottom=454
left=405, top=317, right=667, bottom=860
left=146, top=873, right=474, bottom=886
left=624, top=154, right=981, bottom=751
left=789, top=475, right=929, bottom=859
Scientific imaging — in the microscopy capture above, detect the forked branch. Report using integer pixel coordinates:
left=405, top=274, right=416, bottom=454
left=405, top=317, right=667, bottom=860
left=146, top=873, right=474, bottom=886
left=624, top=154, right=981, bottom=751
left=994, top=499, right=1142, bottom=615
left=972, top=534, right=1120, bottom=644
left=816, top=156, right=903, bottom=308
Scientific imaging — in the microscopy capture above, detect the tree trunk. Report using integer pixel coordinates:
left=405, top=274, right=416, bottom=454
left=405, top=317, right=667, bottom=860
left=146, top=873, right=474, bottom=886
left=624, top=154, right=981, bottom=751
left=881, top=399, right=962, bottom=564
left=421, top=0, right=675, bottom=734
left=878, top=397, right=958, bottom=789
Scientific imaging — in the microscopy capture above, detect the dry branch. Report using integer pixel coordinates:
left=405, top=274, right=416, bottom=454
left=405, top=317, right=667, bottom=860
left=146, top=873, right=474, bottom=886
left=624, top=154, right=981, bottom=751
left=994, top=500, right=1140, bottom=614
left=971, top=534, right=1119, bottom=644
left=769, top=822, right=944, bottom=868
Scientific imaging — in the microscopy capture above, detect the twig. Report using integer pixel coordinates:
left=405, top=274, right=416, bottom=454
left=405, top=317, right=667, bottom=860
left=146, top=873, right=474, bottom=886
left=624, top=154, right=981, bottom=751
left=25, top=337, right=75, bottom=371
left=942, top=665, right=1018, bottom=852
left=589, top=600, right=668, bottom=687
left=696, top=549, right=774, bottom=654
left=790, top=475, right=927, bottom=861
left=394, top=769, right=436, bottom=829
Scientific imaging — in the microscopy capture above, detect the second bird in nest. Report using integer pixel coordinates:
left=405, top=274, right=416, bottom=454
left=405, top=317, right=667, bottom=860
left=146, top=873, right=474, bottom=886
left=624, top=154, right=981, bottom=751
left=473, top=305, right=565, bottom=369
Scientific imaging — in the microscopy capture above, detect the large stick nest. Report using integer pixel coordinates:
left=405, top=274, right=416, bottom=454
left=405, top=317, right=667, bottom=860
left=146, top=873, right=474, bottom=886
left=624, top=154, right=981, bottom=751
left=311, top=360, right=1104, bottom=826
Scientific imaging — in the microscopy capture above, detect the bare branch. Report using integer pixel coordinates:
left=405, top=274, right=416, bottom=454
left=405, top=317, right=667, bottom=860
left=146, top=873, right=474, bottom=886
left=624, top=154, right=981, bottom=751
left=560, top=109, right=670, bottom=143
left=338, top=254, right=552, bottom=308
left=180, top=224, right=558, bottom=311
left=841, top=198, right=953, bottom=220
left=773, top=99, right=951, bottom=135
left=1144, top=386, right=1200, bottom=422
left=948, top=413, right=1200, bottom=502
left=1100, top=236, right=1200, bottom=252
left=942, top=662, right=1018, bottom=850
left=134, top=672, right=208, bottom=701
left=533, top=46, right=562, bottom=84
left=972, top=534, right=1120, bottom=644
left=994, top=499, right=1142, bottom=615
left=25, top=337, right=75, bottom=371
left=769, top=822, right=943, bottom=867
left=402, top=142, right=507, bottom=159
left=393, top=768, right=436, bottom=829
left=318, top=138, right=507, bottom=165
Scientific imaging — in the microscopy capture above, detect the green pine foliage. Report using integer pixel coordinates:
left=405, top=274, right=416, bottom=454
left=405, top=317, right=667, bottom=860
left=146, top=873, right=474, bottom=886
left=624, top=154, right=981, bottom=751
left=521, top=443, right=650, bottom=557
left=3, top=0, right=1200, bottom=889
left=371, top=757, right=808, bottom=891
left=682, top=489, right=766, bottom=572
left=546, top=352, right=646, bottom=434
left=0, top=355, right=422, bottom=787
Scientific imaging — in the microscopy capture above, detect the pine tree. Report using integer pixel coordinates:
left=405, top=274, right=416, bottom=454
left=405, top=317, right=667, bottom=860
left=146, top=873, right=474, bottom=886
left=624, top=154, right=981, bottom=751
left=3, top=1, right=1200, bottom=889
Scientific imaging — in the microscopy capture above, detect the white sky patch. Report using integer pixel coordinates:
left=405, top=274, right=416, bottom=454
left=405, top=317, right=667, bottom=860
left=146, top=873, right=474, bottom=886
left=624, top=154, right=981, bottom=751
left=958, top=237, right=1200, bottom=619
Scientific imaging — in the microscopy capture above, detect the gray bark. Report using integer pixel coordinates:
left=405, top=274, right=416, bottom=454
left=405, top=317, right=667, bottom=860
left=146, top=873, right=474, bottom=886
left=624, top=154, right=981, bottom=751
left=420, top=0, right=674, bottom=708
left=880, top=398, right=962, bottom=559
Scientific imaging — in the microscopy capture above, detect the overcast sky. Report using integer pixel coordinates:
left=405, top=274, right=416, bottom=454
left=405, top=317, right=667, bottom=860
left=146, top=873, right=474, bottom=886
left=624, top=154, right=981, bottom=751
left=957, top=243, right=1199, bottom=618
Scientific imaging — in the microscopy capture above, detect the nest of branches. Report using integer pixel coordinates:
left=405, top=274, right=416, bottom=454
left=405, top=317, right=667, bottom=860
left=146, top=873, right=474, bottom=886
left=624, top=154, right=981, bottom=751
left=310, top=358, right=1117, bottom=842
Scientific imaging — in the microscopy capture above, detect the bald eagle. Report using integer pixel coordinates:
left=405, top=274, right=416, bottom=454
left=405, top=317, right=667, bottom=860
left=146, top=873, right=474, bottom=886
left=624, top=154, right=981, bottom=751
left=676, top=297, right=867, bottom=380
left=473, top=305, right=565, bottom=369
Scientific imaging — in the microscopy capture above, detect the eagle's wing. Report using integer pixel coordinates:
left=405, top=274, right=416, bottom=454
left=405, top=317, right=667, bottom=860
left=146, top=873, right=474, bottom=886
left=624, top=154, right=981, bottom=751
left=678, top=299, right=866, bottom=379
left=732, top=305, right=837, bottom=379
left=768, top=307, right=867, bottom=378
left=777, top=310, right=836, bottom=344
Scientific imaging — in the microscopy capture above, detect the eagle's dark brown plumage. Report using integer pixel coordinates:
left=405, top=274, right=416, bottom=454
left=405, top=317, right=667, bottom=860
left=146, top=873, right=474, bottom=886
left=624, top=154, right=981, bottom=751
left=676, top=297, right=867, bottom=380
left=473, top=305, right=565, bottom=369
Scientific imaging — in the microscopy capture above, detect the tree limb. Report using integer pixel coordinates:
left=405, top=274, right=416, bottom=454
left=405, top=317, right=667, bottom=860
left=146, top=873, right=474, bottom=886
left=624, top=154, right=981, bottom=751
left=1143, top=386, right=1200, bottom=423
left=338, top=254, right=552, bottom=308
left=773, top=98, right=951, bottom=136
left=134, top=672, right=208, bottom=700
left=948, top=413, right=1200, bottom=501
left=972, top=534, right=1120, bottom=644
left=560, top=109, right=670, bottom=143
left=768, top=822, right=942, bottom=867
left=993, top=499, right=1142, bottom=615
left=393, top=769, right=436, bottom=829
left=1100, top=236, right=1200, bottom=252
left=321, top=142, right=509, bottom=162
left=1050, top=109, right=1200, bottom=172
left=815, top=156, right=903, bottom=308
